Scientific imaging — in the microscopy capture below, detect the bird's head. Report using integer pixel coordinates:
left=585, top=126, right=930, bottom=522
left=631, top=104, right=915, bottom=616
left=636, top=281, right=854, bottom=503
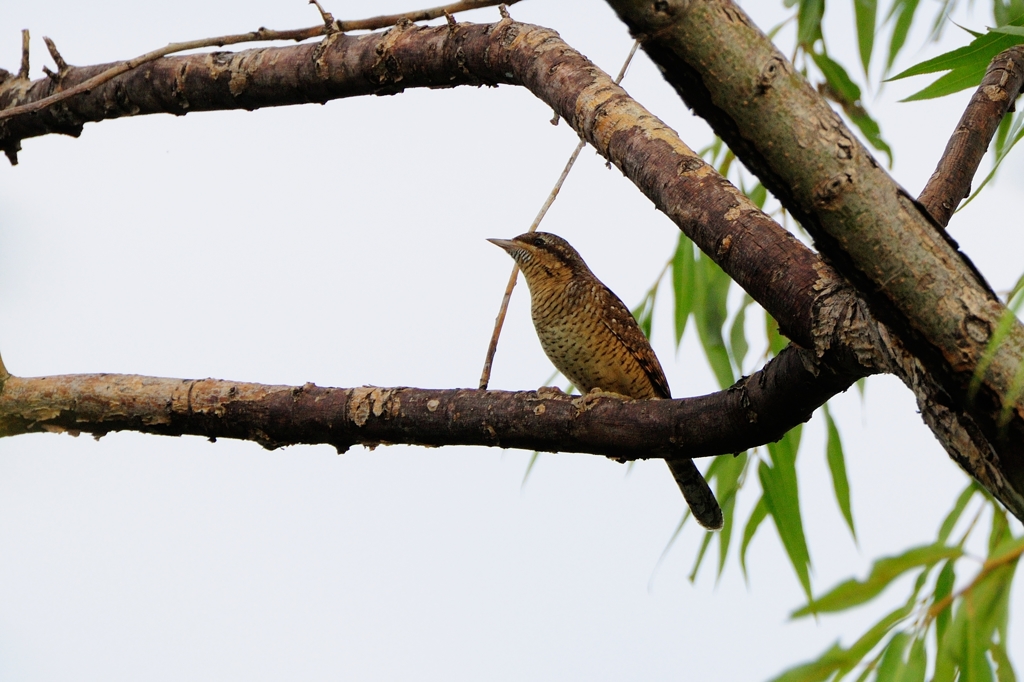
left=487, top=232, right=589, bottom=286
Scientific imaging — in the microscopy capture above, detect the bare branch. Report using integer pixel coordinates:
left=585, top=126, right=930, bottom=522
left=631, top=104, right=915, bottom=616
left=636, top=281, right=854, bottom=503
left=918, top=45, right=1024, bottom=228
left=18, top=29, right=29, bottom=80
left=335, top=0, right=518, bottom=31
left=42, top=36, right=69, bottom=73
left=0, top=0, right=518, bottom=126
left=0, top=345, right=864, bottom=460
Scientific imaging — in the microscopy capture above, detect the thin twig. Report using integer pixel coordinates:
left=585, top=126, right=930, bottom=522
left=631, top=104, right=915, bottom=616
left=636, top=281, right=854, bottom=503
left=18, top=30, right=29, bottom=80
left=42, top=37, right=68, bottom=72
left=478, top=40, right=640, bottom=390
left=335, top=0, right=519, bottom=31
left=309, top=0, right=335, bottom=28
left=0, top=0, right=517, bottom=124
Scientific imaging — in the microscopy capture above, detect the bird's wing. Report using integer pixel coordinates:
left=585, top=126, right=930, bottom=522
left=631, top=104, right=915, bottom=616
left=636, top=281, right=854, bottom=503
left=596, top=285, right=672, bottom=400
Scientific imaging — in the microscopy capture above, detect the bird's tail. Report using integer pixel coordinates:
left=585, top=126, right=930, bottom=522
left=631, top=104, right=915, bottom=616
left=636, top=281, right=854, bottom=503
left=666, top=459, right=723, bottom=531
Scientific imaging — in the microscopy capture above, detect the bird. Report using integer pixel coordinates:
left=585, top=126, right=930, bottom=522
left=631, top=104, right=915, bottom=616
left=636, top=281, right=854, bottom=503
left=489, top=231, right=723, bottom=530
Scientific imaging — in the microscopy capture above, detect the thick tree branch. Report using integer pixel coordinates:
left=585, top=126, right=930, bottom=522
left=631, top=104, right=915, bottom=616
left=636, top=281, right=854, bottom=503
left=603, top=0, right=1024, bottom=500
left=0, top=345, right=863, bottom=460
left=0, top=19, right=845, bottom=353
left=918, top=45, right=1024, bottom=227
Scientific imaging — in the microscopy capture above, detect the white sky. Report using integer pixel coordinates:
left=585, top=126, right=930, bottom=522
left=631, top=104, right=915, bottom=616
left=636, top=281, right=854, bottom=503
left=0, top=1, right=1021, bottom=679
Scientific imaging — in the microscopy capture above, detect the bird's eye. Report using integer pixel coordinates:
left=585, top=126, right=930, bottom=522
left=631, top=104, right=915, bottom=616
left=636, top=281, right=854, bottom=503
left=534, top=236, right=545, bottom=245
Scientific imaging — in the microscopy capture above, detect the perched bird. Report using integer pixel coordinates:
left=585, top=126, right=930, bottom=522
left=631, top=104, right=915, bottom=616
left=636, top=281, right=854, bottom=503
left=489, top=232, right=723, bottom=531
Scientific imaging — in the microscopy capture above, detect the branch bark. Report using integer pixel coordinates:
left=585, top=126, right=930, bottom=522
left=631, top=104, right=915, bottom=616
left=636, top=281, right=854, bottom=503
left=0, top=345, right=862, bottom=460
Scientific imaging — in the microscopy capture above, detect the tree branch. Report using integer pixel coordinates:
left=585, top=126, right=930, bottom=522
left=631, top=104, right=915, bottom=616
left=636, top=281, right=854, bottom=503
left=0, top=19, right=845, bottom=354
left=0, top=345, right=863, bottom=459
left=603, top=0, right=1024, bottom=502
left=918, top=45, right=1024, bottom=227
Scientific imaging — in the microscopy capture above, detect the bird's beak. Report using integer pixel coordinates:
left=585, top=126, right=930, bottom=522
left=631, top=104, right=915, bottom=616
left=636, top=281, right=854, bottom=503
left=487, top=238, right=518, bottom=252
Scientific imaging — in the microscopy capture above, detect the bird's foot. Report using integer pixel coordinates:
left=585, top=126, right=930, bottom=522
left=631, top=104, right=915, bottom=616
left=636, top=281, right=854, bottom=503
left=535, top=385, right=569, bottom=399
left=572, top=387, right=633, bottom=412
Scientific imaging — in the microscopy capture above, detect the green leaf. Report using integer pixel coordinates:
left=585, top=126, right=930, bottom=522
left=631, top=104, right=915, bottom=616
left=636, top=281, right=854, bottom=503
left=693, top=253, right=735, bottom=389
left=631, top=288, right=656, bottom=340
left=938, top=483, right=977, bottom=544
left=854, top=0, right=877, bottom=74
left=812, top=49, right=863, bottom=103
left=990, top=24, right=1024, bottom=36
left=810, top=49, right=892, bottom=162
left=845, top=105, right=893, bottom=166
left=740, top=495, right=768, bottom=580
left=838, top=604, right=915, bottom=676
left=729, top=294, right=753, bottom=374
left=792, top=543, right=963, bottom=617
left=770, top=606, right=913, bottom=681
left=766, top=312, right=789, bottom=357
left=650, top=511, right=690, bottom=590
left=891, top=21, right=1024, bottom=100
left=767, top=642, right=845, bottom=682
left=934, top=559, right=956, bottom=647
left=885, top=0, right=922, bottom=73
left=876, top=632, right=910, bottom=681
left=889, top=28, right=1021, bottom=79
left=899, top=637, right=927, bottom=682
left=797, top=0, right=825, bottom=47
left=761, top=426, right=812, bottom=601
left=688, top=527, right=715, bottom=582
left=901, top=62, right=994, bottom=101
left=710, top=452, right=747, bottom=579
left=991, top=640, right=1017, bottom=682
left=823, top=404, right=856, bottom=540
left=989, top=507, right=1011, bottom=554
left=747, top=182, right=768, bottom=209
left=994, top=0, right=1024, bottom=27
left=672, top=234, right=696, bottom=347
left=937, top=540, right=1023, bottom=681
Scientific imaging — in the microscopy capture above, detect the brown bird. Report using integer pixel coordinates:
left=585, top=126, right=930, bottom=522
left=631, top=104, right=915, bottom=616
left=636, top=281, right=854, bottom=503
left=489, top=231, right=723, bottom=530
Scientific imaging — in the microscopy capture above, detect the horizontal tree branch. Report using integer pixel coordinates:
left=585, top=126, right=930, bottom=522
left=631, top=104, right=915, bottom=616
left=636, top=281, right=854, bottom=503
left=0, top=345, right=863, bottom=459
left=918, top=45, right=1024, bottom=228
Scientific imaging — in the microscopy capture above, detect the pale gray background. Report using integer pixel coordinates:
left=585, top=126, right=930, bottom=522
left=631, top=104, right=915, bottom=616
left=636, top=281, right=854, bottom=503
left=0, top=1, right=1020, bottom=679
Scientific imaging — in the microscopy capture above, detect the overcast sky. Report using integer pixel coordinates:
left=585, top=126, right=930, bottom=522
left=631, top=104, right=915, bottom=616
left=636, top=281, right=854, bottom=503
left=0, top=1, right=1021, bottom=679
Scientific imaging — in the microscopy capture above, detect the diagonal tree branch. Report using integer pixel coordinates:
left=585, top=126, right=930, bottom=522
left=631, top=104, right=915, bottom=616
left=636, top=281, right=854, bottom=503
left=603, top=0, right=1024, bottom=503
left=918, top=45, right=1024, bottom=228
left=0, top=19, right=843, bottom=351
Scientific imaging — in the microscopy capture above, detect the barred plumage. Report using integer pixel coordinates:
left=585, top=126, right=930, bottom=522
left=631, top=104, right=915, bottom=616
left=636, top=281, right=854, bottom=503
left=489, top=231, right=723, bottom=531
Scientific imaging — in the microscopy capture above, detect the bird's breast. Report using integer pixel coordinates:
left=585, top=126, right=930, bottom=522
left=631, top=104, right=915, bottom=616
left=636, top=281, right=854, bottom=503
left=528, top=283, right=657, bottom=400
